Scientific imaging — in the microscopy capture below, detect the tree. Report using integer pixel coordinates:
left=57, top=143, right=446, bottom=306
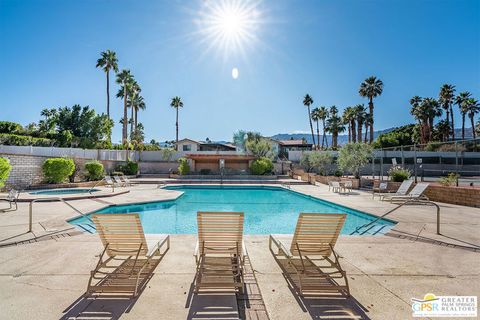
left=303, top=94, right=316, bottom=147
left=233, top=130, right=247, bottom=151
left=438, top=84, right=456, bottom=140
left=456, top=91, right=472, bottom=140
left=300, top=152, right=333, bottom=174
left=325, top=106, right=345, bottom=149
left=363, top=113, right=372, bottom=143
left=342, top=106, right=356, bottom=143
left=96, top=50, right=119, bottom=119
left=337, top=143, right=373, bottom=178
left=410, top=97, right=441, bottom=144
left=116, top=69, right=134, bottom=143
left=354, top=104, right=366, bottom=144
left=311, top=108, right=321, bottom=149
left=317, top=106, right=329, bottom=149
left=246, top=138, right=274, bottom=159
left=466, top=98, right=479, bottom=140
left=170, top=96, right=183, bottom=147
left=359, top=76, right=383, bottom=143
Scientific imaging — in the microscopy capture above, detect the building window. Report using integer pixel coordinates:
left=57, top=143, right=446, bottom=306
left=183, top=144, right=191, bottom=151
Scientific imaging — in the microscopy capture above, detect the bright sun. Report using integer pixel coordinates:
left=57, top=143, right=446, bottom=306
left=195, top=0, right=262, bottom=60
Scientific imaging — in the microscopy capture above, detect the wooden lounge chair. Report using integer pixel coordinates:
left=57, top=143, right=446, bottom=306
left=0, top=189, right=19, bottom=212
left=87, top=213, right=170, bottom=296
left=113, top=175, right=126, bottom=187
left=269, top=213, right=349, bottom=296
left=383, top=182, right=430, bottom=202
left=194, top=211, right=245, bottom=293
left=378, top=179, right=413, bottom=201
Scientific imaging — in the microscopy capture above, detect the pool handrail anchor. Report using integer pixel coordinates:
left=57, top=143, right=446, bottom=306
left=28, top=197, right=94, bottom=233
left=351, top=199, right=441, bottom=235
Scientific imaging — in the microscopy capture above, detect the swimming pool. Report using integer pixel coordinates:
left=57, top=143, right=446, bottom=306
left=69, top=186, right=395, bottom=235
left=29, top=188, right=100, bottom=195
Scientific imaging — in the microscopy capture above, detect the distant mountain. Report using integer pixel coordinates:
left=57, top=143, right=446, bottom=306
left=270, top=127, right=474, bottom=145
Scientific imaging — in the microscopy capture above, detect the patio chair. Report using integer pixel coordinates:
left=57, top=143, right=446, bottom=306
left=113, top=175, right=126, bottom=187
left=269, top=213, right=349, bottom=296
left=330, top=181, right=342, bottom=193
left=194, top=211, right=245, bottom=293
left=104, top=176, right=118, bottom=188
left=87, top=213, right=170, bottom=297
left=120, top=175, right=134, bottom=187
left=0, top=189, right=20, bottom=212
left=342, top=180, right=353, bottom=193
left=378, top=179, right=413, bottom=201
left=372, top=182, right=388, bottom=199
left=383, top=182, right=430, bottom=202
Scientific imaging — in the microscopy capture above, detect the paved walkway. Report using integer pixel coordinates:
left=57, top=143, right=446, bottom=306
left=0, top=183, right=478, bottom=319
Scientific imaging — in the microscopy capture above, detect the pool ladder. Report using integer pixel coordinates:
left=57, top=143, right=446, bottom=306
left=350, top=199, right=441, bottom=235
left=28, top=197, right=95, bottom=233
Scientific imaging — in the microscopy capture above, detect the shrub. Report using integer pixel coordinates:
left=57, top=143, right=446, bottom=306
left=439, top=173, right=459, bottom=186
left=42, top=158, right=75, bottom=183
left=111, top=171, right=124, bottom=176
left=337, top=143, right=373, bottom=178
left=0, top=157, right=12, bottom=189
left=334, top=170, right=343, bottom=177
left=300, top=152, right=333, bottom=174
left=116, top=161, right=138, bottom=175
left=388, top=165, right=411, bottom=182
left=250, top=157, right=274, bottom=175
left=178, top=158, right=190, bottom=175
left=199, top=168, right=211, bottom=175
left=85, top=161, right=105, bottom=181
left=0, top=133, right=53, bottom=146
left=0, top=121, right=23, bottom=134
left=246, top=138, right=275, bottom=159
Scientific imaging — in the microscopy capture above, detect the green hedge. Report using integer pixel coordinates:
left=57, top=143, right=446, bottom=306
left=42, top=158, right=75, bottom=184
left=178, top=158, right=190, bottom=175
left=115, top=161, right=138, bottom=175
left=0, top=121, right=23, bottom=134
left=0, top=158, right=12, bottom=189
left=85, top=161, right=105, bottom=181
left=0, top=133, right=53, bottom=146
left=250, top=157, right=274, bottom=175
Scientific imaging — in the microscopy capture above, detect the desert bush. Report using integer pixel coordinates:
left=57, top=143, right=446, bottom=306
left=42, top=158, right=75, bottom=183
left=0, top=158, right=12, bottom=189
left=116, top=161, right=138, bottom=175
left=250, top=157, right=274, bottom=175
left=85, top=161, right=105, bottom=181
left=439, top=172, right=459, bottom=186
left=178, top=158, right=190, bottom=175
left=337, top=143, right=373, bottom=178
left=388, top=165, right=411, bottom=182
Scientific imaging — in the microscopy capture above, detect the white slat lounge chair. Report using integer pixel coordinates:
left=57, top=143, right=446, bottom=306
left=113, top=175, right=126, bottom=187
left=383, top=182, right=430, bottom=202
left=194, top=211, right=245, bottom=293
left=104, top=176, right=117, bottom=188
left=87, top=213, right=170, bottom=296
left=379, top=179, right=413, bottom=201
left=372, top=182, right=388, bottom=199
left=269, top=213, right=349, bottom=296
left=0, top=189, right=19, bottom=212
left=121, top=175, right=135, bottom=187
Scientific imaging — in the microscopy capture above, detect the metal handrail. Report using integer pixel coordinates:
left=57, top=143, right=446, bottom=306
left=352, top=199, right=441, bottom=235
left=87, top=179, right=105, bottom=194
left=28, top=197, right=94, bottom=233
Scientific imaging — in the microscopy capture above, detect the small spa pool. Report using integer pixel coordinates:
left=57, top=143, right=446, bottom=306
left=69, top=185, right=396, bottom=235
left=29, top=188, right=100, bottom=195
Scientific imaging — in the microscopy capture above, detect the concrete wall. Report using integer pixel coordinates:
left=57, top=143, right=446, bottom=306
left=424, top=185, right=480, bottom=207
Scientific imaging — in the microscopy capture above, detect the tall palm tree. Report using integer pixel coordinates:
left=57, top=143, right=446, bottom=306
left=116, top=69, right=134, bottom=143
left=317, top=106, right=329, bottom=149
left=303, top=94, right=316, bottom=147
left=466, top=98, right=480, bottom=140
left=354, top=104, right=366, bottom=143
left=311, top=108, right=321, bottom=149
left=170, top=96, right=183, bottom=147
left=359, top=76, right=384, bottom=143
left=128, top=80, right=141, bottom=138
left=422, top=98, right=442, bottom=142
left=456, top=92, right=472, bottom=141
left=363, top=113, right=372, bottom=143
left=132, top=95, right=146, bottom=133
left=343, top=106, right=357, bottom=143
left=342, top=107, right=352, bottom=143
left=438, top=84, right=456, bottom=140
left=325, top=106, right=345, bottom=149
left=96, top=50, right=119, bottom=119
left=409, top=96, right=424, bottom=143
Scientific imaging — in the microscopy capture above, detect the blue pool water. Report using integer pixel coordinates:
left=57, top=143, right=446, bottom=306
left=69, top=186, right=395, bottom=235
left=30, top=188, right=100, bottom=195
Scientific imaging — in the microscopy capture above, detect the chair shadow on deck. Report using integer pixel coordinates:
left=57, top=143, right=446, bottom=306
left=185, top=281, right=241, bottom=320
left=60, top=257, right=162, bottom=320
left=275, top=258, right=371, bottom=320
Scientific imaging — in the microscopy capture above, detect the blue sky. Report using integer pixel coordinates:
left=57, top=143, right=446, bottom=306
left=1, top=0, right=479, bottom=143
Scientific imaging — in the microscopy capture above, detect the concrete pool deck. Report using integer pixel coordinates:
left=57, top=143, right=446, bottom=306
left=0, top=182, right=479, bottom=319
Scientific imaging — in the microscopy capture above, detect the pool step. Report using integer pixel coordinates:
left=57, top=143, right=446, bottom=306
left=351, top=224, right=389, bottom=236
left=76, top=223, right=96, bottom=234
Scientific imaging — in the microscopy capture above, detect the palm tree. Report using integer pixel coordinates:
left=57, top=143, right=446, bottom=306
left=325, top=106, right=345, bottom=149
left=342, top=107, right=352, bottom=143
left=317, top=106, right=329, bottom=149
left=343, top=106, right=357, bottom=143
left=96, top=50, right=119, bottom=119
left=456, top=92, right=472, bottom=140
left=132, top=95, right=146, bottom=133
left=359, top=76, right=384, bottom=143
left=422, top=98, right=442, bottom=142
left=128, top=80, right=141, bottom=138
left=409, top=96, right=424, bottom=143
left=438, top=84, right=456, bottom=140
left=311, top=108, right=321, bottom=149
left=354, top=104, right=366, bottom=143
left=170, top=96, right=183, bottom=147
left=363, top=113, right=372, bottom=143
left=116, top=69, right=134, bottom=143
left=466, top=98, right=480, bottom=140
left=303, top=94, right=316, bottom=147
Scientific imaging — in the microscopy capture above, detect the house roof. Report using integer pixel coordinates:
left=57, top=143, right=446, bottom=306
left=278, top=139, right=312, bottom=146
left=186, top=154, right=255, bottom=161
left=177, top=138, right=200, bottom=144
